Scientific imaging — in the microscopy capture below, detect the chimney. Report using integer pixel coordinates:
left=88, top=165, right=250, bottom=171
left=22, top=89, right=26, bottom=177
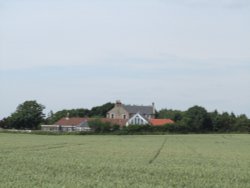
left=116, top=100, right=122, bottom=107
left=152, top=102, right=155, bottom=114
left=66, top=112, right=69, bottom=120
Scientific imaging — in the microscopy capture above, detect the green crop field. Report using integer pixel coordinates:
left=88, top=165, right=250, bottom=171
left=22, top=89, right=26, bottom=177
left=0, top=133, right=249, bottom=188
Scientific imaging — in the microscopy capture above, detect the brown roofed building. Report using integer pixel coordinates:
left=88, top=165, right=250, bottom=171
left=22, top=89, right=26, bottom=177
left=100, top=118, right=127, bottom=127
left=41, top=117, right=90, bottom=132
left=55, top=117, right=88, bottom=126
left=150, top=119, right=174, bottom=126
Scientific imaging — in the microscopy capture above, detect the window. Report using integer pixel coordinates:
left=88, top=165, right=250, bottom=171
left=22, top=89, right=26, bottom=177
left=136, top=116, right=139, bottom=124
left=123, top=115, right=126, bottom=119
left=111, top=114, right=114, bottom=119
left=132, top=118, right=136, bottom=124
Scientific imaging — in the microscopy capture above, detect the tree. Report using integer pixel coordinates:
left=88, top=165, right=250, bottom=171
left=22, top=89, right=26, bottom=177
left=0, top=117, right=11, bottom=129
left=47, top=103, right=114, bottom=124
left=213, top=112, right=235, bottom=132
left=88, top=102, right=114, bottom=117
left=9, top=100, right=45, bottom=130
left=158, top=109, right=183, bottom=121
left=234, top=115, right=250, bottom=132
left=183, top=106, right=213, bottom=132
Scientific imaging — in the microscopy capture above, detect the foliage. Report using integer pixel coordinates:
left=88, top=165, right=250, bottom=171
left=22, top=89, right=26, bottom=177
left=158, top=109, right=184, bottom=121
left=123, top=124, right=152, bottom=132
left=88, top=119, right=112, bottom=133
left=46, top=108, right=90, bottom=124
left=46, top=102, right=114, bottom=124
left=88, top=102, right=114, bottom=117
left=111, top=124, right=120, bottom=131
left=163, top=122, right=188, bottom=133
left=0, top=117, right=12, bottom=129
left=233, top=114, right=250, bottom=132
left=183, top=106, right=213, bottom=132
left=6, top=101, right=45, bottom=130
left=158, top=106, right=250, bottom=133
left=1, top=101, right=250, bottom=133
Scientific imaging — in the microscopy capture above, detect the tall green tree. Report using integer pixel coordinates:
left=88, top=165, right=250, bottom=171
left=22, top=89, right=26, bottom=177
left=183, top=106, right=213, bottom=132
left=9, top=100, right=45, bottom=130
left=213, top=112, right=235, bottom=132
left=234, top=114, right=250, bottom=132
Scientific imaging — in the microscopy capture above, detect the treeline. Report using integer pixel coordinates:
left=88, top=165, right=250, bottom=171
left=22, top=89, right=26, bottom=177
left=88, top=106, right=250, bottom=133
left=0, top=100, right=114, bottom=130
left=0, top=101, right=250, bottom=133
left=156, top=106, right=250, bottom=133
left=46, top=102, right=114, bottom=124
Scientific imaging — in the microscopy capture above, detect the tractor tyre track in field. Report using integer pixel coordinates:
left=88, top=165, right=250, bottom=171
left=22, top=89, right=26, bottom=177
left=148, top=136, right=168, bottom=164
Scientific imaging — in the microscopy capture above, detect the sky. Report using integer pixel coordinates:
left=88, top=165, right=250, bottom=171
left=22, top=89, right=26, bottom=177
left=0, top=0, right=250, bottom=118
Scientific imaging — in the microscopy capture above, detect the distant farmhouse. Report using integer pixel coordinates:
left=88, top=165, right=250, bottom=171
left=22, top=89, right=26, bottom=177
left=107, top=100, right=155, bottom=120
left=107, top=100, right=155, bottom=126
left=41, top=100, right=173, bottom=132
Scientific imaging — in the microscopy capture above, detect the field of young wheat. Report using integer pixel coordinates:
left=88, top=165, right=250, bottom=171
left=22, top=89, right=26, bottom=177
left=0, top=133, right=249, bottom=188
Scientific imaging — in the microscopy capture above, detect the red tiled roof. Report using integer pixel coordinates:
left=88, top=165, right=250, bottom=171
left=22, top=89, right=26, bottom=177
left=150, top=119, right=174, bottom=126
left=101, top=118, right=127, bottom=127
left=55, top=117, right=88, bottom=126
left=55, top=117, right=127, bottom=127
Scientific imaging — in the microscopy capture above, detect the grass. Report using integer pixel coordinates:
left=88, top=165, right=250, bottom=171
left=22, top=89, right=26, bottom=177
left=0, top=133, right=249, bottom=188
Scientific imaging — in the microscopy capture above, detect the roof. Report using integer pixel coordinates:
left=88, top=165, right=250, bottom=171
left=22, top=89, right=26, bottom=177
left=55, top=117, right=88, bottom=126
left=123, top=105, right=154, bottom=115
left=101, top=118, right=127, bottom=127
left=55, top=117, right=127, bottom=127
left=150, top=119, right=174, bottom=126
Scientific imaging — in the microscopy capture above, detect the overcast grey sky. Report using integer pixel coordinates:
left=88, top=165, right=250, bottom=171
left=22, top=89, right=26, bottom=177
left=0, top=0, right=250, bottom=118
